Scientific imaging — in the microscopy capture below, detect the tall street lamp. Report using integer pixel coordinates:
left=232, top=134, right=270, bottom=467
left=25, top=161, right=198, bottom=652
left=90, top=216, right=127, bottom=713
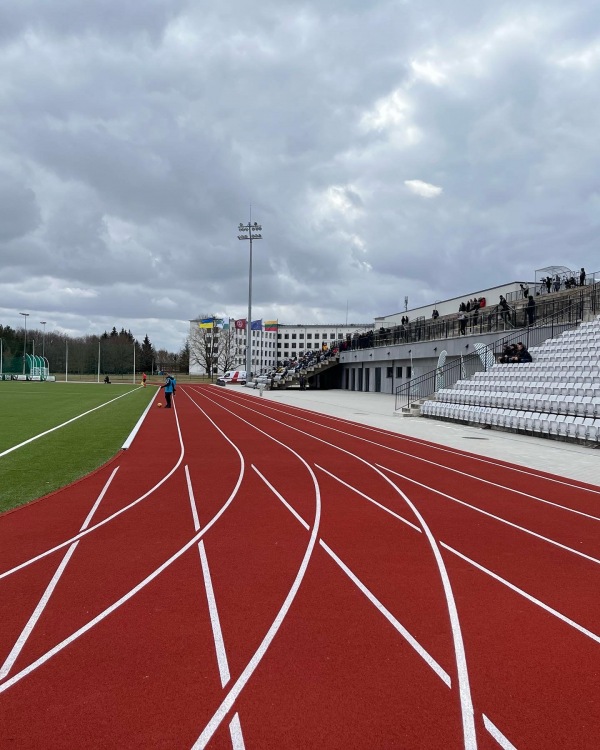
left=19, top=312, right=29, bottom=374
left=40, top=321, right=47, bottom=359
left=238, top=219, right=262, bottom=381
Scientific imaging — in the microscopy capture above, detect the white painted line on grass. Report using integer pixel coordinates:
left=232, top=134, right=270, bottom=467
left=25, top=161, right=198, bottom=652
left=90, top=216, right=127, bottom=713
left=441, top=542, right=600, bottom=647
left=379, top=464, right=600, bottom=569
left=0, top=389, right=141, bottom=459
left=0, top=467, right=119, bottom=681
left=482, top=714, right=518, bottom=749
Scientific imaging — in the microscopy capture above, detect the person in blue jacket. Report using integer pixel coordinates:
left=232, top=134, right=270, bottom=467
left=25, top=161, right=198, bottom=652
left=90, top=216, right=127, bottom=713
left=161, top=374, right=176, bottom=408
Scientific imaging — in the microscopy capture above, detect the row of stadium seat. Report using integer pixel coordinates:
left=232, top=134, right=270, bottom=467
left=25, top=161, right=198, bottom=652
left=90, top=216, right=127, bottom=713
left=421, top=314, right=600, bottom=443
left=420, top=402, right=600, bottom=441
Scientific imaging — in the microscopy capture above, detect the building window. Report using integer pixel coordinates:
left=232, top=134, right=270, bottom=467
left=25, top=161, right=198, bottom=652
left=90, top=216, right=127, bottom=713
left=396, top=366, right=403, bottom=378
left=284, top=333, right=289, bottom=339
left=314, top=333, right=320, bottom=339
left=407, top=366, right=412, bottom=378
left=386, top=367, right=393, bottom=378
left=292, top=333, right=297, bottom=339
left=307, top=334, right=312, bottom=339
left=299, top=333, right=304, bottom=339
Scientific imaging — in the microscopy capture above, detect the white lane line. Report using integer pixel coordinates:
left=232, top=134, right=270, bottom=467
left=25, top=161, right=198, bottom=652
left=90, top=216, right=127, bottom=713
left=0, top=405, right=245, bottom=695
left=194, top=387, right=477, bottom=750
left=252, top=466, right=450, bottom=686
left=314, top=464, right=422, bottom=533
left=441, top=543, right=600, bottom=647
left=185, top=466, right=231, bottom=687
left=482, top=714, right=518, bottom=749
left=320, top=541, right=451, bottom=687
left=0, top=467, right=119, bottom=681
left=183, top=388, right=322, bottom=749
left=0, top=402, right=187, bottom=581
left=228, top=713, right=246, bottom=749
left=379, top=464, right=600, bottom=568
left=186, top=466, right=244, bottom=748
left=252, top=466, right=310, bottom=531
left=210, top=389, right=600, bottom=504
left=0, top=389, right=141, bottom=459
left=122, top=390, right=160, bottom=449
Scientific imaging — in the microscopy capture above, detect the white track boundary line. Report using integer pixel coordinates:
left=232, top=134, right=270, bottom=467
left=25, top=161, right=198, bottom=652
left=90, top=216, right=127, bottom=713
left=185, top=465, right=243, bottom=747
left=205, top=386, right=600, bottom=496
left=0, top=467, right=119, bottom=682
left=122, top=390, right=160, bottom=449
left=0, top=403, right=246, bottom=695
left=0, top=402, right=187, bottom=581
left=0, top=389, right=141, bottom=459
left=379, top=464, right=600, bottom=568
left=442, top=542, right=600, bottom=646
left=191, top=388, right=476, bottom=750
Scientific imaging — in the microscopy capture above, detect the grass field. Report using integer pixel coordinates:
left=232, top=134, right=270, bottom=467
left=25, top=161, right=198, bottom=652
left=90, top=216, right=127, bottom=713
left=0, top=381, right=156, bottom=513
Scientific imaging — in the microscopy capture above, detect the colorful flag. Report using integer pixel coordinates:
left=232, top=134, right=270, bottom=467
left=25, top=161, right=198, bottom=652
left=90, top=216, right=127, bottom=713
left=198, top=318, right=214, bottom=329
left=264, top=320, right=278, bottom=331
left=214, top=318, right=224, bottom=329
left=251, top=319, right=263, bottom=331
left=235, top=319, right=246, bottom=330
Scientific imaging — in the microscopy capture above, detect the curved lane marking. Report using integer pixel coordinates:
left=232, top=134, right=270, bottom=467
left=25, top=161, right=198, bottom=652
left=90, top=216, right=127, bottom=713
left=0, top=402, right=186, bottom=581
left=0, top=401, right=246, bottom=694
left=190, top=387, right=476, bottom=750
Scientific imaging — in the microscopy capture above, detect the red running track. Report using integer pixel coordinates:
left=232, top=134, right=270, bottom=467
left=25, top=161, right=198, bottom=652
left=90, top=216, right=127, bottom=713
left=1, top=384, right=600, bottom=749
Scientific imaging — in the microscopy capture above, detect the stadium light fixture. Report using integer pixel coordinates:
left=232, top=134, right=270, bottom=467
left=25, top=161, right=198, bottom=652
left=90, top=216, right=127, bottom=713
left=238, top=216, right=263, bottom=381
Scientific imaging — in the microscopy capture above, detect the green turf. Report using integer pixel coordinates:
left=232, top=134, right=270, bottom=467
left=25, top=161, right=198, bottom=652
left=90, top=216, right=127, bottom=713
left=0, top=381, right=155, bottom=513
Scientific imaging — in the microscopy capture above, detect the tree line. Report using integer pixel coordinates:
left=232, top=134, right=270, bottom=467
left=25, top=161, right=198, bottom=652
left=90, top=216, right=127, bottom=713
left=0, top=324, right=189, bottom=376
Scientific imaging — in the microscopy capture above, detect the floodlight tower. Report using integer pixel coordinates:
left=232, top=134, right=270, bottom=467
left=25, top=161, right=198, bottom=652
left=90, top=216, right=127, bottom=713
left=19, top=312, right=29, bottom=374
left=40, top=321, right=47, bottom=358
left=237, top=218, right=262, bottom=381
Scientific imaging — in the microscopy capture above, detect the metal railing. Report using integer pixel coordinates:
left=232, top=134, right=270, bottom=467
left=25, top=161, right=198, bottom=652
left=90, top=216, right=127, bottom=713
left=394, top=293, right=596, bottom=410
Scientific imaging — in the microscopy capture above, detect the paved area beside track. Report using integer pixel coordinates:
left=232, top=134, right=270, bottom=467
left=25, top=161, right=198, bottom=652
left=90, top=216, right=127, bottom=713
left=244, top=386, right=599, bottom=487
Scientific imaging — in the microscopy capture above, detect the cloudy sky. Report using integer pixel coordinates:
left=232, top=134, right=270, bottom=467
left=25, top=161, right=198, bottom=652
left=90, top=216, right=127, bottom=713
left=1, top=1, right=599, bottom=351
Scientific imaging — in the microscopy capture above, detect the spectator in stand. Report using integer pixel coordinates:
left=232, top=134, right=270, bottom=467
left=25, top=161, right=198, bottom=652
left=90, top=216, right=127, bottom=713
left=511, top=342, right=532, bottom=363
left=431, top=308, right=439, bottom=319
left=526, top=295, right=536, bottom=326
left=545, top=276, right=552, bottom=293
left=471, top=305, right=479, bottom=329
left=500, top=344, right=517, bottom=363
left=458, top=312, right=467, bottom=335
left=553, top=274, right=561, bottom=292
left=580, top=267, right=586, bottom=286
left=520, top=283, right=529, bottom=298
left=497, top=295, right=510, bottom=323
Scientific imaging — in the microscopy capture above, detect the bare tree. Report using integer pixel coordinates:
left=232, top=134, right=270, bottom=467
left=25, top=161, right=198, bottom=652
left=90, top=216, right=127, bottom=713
left=217, top=327, right=237, bottom=373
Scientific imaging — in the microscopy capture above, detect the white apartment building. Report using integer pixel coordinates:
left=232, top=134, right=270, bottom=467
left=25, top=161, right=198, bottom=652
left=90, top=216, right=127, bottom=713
left=188, top=319, right=373, bottom=376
